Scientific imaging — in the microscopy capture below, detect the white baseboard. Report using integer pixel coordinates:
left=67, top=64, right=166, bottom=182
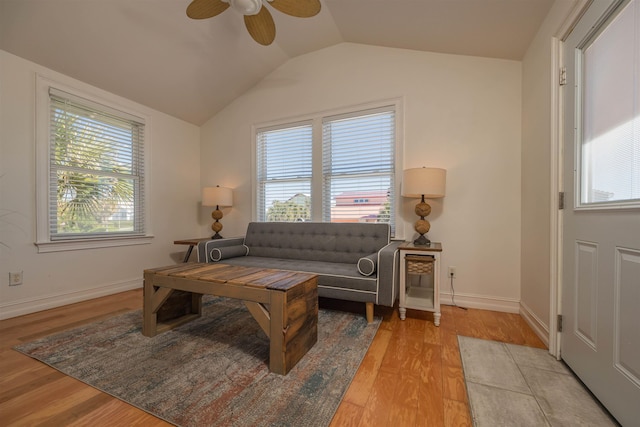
left=519, top=301, right=550, bottom=347
left=440, top=292, right=551, bottom=348
left=0, top=278, right=142, bottom=320
left=440, top=291, right=520, bottom=313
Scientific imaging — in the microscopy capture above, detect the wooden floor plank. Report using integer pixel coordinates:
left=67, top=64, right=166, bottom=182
left=0, top=289, right=548, bottom=426
left=330, top=400, right=364, bottom=427
left=357, top=370, right=397, bottom=427
left=440, top=330, right=463, bottom=369
left=70, top=398, right=173, bottom=427
left=443, top=398, right=473, bottom=427
left=342, top=329, right=393, bottom=407
left=417, top=344, right=445, bottom=426
left=442, top=364, right=468, bottom=403
left=388, top=372, right=419, bottom=426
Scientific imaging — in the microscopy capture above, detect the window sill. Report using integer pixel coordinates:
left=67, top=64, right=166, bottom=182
left=35, top=235, right=154, bottom=253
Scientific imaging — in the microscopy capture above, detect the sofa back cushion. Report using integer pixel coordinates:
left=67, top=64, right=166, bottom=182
left=243, top=222, right=390, bottom=264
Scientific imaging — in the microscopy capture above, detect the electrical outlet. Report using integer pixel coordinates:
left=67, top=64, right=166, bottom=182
left=448, top=266, right=457, bottom=278
left=9, top=271, right=23, bottom=286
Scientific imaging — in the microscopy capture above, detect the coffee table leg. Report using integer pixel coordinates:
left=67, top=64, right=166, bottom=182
left=143, top=272, right=158, bottom=337
left=269, top=290, right=286, bottom=375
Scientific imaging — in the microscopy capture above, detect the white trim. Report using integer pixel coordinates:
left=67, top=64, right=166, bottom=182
left=520, top=301, right=551, bottom=348
left=48, top=87, right=146, bottom=124
left=574, top=201, right=640, bottom=211
left=0, top=278, right=142, bottom=320
left=549, top=35, right=562, bottom=358
left=439, top=291, right=520, bottom=313
left=318, top=284, right=376, bottom=295
left=551, top=0, right=593, bottom=360
left=35, top=235, right=153, bottom=253
left=299, top=272, right=376, bottom=283
left=557, top=0, right=592, bottom=41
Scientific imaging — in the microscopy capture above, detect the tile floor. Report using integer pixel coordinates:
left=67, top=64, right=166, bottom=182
left=458, top=336, right=620, bottom=426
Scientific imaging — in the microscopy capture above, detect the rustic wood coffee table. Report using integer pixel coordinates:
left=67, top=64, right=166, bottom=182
left=143, top=263, right=318, bottom=375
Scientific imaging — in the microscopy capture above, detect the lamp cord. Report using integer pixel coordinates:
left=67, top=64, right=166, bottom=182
left=450, top=274, right=467, bottom=310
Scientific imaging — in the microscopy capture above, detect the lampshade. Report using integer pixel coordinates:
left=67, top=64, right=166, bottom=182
left=202, top=186, right=233, bottom=207
left=401, top=167, right=446, bottom=198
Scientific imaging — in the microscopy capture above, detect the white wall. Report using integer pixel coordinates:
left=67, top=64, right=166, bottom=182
left=200, top=43, right=523, bottom=311
left=520, top=0, right=581, bottom=345
left=0, top=50, right=201, bottom=319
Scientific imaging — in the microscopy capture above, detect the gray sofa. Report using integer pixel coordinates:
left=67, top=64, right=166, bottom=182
left=196, top=222, right=401, bottom=322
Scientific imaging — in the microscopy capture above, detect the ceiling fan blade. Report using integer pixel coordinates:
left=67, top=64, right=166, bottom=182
left=268, top=0, right=321, bottom=18
left=186, top=0, right=230, bottom=20
left=244, top=6, right=276, bottom=46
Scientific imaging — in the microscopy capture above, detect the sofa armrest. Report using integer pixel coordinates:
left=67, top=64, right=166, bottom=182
left=376, top=241, right=403, bottom=306
left=197, top=237, right=245, bottom=263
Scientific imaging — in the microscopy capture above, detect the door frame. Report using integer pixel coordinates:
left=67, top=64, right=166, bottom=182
left=549, top=0, right=591, bottom=358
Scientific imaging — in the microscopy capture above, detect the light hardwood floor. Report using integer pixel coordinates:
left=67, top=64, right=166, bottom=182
left=0, top=289, right=545, bottom=426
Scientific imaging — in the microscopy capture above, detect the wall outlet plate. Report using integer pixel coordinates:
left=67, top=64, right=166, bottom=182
left=448, top=266, right=456, bottom=278
left=9, top=271, right=23, bottom=286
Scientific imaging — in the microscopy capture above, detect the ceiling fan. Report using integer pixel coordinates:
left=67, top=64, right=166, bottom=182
left=186, top=0, right=321, bottom=46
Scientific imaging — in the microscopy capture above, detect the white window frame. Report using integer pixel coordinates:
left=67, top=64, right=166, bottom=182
left=251, top=98, right=404, bottom=237
left=35, top=75, right=153, bottom=252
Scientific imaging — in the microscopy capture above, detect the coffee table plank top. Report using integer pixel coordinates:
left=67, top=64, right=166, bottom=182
left=147, top=264, right=243, bottom=282
left=145, top=263, right=318, bottom=293
left=196, top=266, right=265, bottom=282
left=237, top=270, right=303, bottom=289
left=226, top=270, right=278, bottom=288
left=145, top=264, right=206, bottom=275
left=268, top=273, right=316, bottom=291
left=171, top=264, right=227, bottom=278
left=188, top=265, right=248, bottom=283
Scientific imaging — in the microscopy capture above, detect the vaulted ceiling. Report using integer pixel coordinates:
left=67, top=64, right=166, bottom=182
left=0, top=0, right=554, bottom=125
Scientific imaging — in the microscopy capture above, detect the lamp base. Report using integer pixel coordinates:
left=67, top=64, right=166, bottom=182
left=413, top=234, right=431, bottom=246
left=210, top=210, right=223, bottom=240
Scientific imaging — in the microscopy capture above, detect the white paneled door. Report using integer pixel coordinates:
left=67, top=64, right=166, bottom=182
left=562, top=0, right=640, bottom=425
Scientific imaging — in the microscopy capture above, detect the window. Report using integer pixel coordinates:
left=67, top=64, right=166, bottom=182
left=322, top=108, right=395, bottom=225
left=255, top=103, right=399, bottom=234
left=579, top=0, right=640, bottom=208
left=36, top=77, right=150, bottom=251
left=256, top=123, right=313, bottom=222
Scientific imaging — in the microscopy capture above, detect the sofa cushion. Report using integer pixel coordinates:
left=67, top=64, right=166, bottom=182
left=219, top=256, right=378, bottom=293
left=357, top=253, right=377, bottom=276
left=210, top=244, right=249, bottom=262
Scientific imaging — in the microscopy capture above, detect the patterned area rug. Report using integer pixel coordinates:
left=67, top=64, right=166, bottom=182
left=15, top=296, right=380, bottom=427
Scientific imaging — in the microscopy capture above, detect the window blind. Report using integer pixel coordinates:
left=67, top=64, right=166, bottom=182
left=256, top=123, right=313, bottom=221
left=49, top=89, right=145, bottom=239
left=581, top=0, right=640, bottom=205
left=322, top=107, right=395, bottom=231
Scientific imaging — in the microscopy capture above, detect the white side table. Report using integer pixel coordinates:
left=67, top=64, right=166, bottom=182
left=398, top=242, right=442, bottom=326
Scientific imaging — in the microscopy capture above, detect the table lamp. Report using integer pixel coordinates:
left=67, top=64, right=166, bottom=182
left=202, top=185, right=233, bottom=239
left=402, top=167, right=446, bottom=245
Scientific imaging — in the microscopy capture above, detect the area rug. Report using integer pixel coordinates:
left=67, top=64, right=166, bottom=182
left=14, top=296, right=381, bottom=427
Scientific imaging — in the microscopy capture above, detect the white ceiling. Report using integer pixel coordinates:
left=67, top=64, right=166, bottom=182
left=0, top=0, right=554, bottom=125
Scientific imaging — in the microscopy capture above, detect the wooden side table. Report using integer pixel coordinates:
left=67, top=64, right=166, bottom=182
left=398, top=242, right=442, bottom=326
left=174, top=238, right=211, bottom=262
